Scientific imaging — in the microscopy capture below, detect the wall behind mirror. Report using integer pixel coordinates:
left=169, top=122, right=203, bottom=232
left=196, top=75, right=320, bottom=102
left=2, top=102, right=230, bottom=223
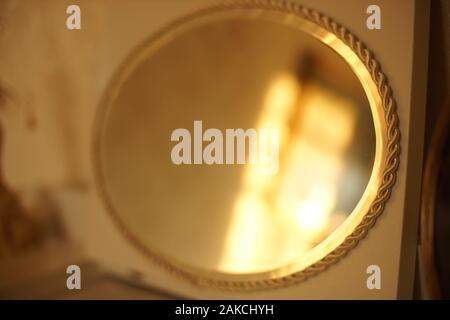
left=0, top=0, right=429, bottom=299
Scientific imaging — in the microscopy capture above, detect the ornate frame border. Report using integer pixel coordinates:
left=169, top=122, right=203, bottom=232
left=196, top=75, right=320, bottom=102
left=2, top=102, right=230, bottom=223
left=92, top=0, right=401, bottom=291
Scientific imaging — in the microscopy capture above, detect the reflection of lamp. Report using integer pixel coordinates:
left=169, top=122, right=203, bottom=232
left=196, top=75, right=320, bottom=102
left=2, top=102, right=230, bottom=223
left=219, top=73, right=300, bottom=272
left=294, top=187, right=335, bottom=234
left=277, top=85, right=356, bottom=246
left=219, top=71, right=358, bottom=273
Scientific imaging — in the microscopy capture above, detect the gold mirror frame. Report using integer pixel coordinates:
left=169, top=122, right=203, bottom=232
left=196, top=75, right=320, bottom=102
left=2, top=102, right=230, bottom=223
left=92, top=0, right=400, bottom=290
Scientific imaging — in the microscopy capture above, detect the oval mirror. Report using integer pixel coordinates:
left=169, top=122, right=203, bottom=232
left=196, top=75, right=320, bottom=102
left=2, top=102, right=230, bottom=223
left=94, top=2, right=400, bottom=289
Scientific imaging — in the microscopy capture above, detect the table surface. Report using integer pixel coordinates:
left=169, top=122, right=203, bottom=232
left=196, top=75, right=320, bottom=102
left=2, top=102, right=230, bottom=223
left=0, top=244, right=176, bottom=300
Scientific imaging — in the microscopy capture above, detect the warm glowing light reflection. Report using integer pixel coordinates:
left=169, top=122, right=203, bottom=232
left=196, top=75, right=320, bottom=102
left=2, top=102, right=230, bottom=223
left=219, top=72, right=358, bottom=273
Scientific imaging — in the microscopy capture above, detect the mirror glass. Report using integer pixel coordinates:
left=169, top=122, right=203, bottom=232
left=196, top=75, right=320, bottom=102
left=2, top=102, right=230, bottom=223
left=97, top=13, right=377, bottom=275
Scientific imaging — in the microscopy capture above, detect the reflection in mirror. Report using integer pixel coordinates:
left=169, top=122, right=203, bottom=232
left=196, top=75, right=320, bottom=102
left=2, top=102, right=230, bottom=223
left=97, top=16, right=376, bottom=275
